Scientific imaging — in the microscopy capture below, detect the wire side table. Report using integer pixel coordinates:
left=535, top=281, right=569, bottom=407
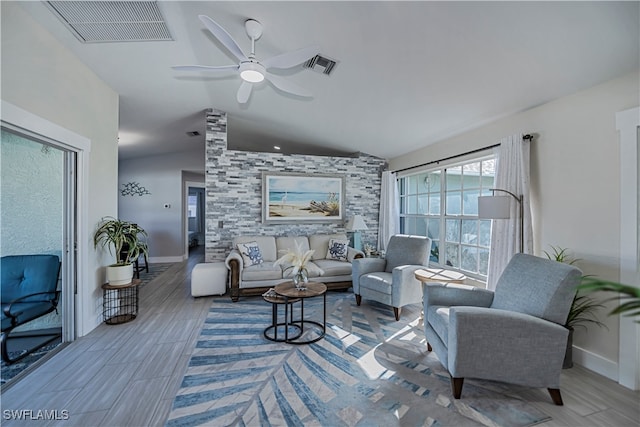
left=102, top=279, right=141, bottom=325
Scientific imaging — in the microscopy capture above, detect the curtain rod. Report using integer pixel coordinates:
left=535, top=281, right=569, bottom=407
left=393, top=134, right=533, bottom=174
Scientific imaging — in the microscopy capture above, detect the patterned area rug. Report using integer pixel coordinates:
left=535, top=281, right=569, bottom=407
left=138, top=262, right=174, bottom=288
left=0, top=341, right=60, bottom=386
left=166, top=293, right=551, bottom=427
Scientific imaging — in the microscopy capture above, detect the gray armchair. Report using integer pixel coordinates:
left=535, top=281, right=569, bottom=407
left=352, top=234, right=432, bottom=320
left=423, top=253, right=581, bottom=405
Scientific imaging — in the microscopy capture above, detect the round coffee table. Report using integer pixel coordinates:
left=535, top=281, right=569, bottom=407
left=263, top=293, right=302, bottom=342
left=274, top=281, right=327, bottom=344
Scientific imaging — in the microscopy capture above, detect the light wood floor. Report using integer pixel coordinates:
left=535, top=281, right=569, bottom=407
left=1, top=250, right=638, bottom=427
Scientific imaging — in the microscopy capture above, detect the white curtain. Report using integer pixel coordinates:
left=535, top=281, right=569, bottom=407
left=486, top=134, right=533, bottom=290
left=378, top=170, right=400, bottom=252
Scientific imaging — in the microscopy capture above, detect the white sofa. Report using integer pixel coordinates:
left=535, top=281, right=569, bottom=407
left=225, top=234, right=364, bottom=301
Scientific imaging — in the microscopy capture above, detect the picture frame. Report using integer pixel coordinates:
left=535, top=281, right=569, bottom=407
left=262, top=172, right=345, bottom=223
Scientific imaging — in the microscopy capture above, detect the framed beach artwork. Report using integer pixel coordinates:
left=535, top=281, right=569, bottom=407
left=262, top=172, right=345, bottom=223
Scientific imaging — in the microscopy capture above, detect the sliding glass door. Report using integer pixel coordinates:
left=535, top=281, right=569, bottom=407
left=0, top=128, right=76, bottom=362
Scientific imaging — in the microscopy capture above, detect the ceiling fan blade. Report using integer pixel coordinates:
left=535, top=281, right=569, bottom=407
left=172, top=65, right=238, bottom=74
left=262, top=45, right=320, bottom=70
left=237, top=80, right=253, bottom=104
left=265, top=72, right=313, bottom=98
left=198, top=15, right=248, bottom=62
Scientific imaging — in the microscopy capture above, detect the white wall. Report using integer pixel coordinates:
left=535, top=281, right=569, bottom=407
left=1, top=3, right=119, bottom=335
left=389, top=71, right=640, bottom=382
left=119, top=149, right=204, bottom=262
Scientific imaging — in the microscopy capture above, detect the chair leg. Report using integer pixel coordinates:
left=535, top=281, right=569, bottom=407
left=451, top=377, right=464, bottom=399
left=427, top=342, right=432, bottom=352
left=548, top=388, right=564, bottom=405
left=133, top=258, right=140, bottom=279
left=393, top=307, right=400, bottom=321
left=355, top=294, right=361, bottom=306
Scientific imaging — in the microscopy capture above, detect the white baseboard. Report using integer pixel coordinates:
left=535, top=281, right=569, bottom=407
left=148, top=256, right=183, bottom=263
left=573, top=345, right=619, bottom=382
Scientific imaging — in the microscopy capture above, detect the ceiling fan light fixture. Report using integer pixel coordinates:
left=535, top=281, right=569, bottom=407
left=239, top=62, right=265, bottom=83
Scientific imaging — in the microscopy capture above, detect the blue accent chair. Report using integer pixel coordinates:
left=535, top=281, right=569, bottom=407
left=352, top=234, right=432, bottom=320
left=422, top=253, right=581, bottom=405
left=1, top=255, right=61, bottom=364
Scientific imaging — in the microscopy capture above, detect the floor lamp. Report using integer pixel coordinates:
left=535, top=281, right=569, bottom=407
left=478, top=189, right=524, bottom=253
left=346, top=215, right=368, bottom=252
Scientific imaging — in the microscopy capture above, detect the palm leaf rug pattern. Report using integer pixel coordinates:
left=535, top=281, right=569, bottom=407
left=167, top=294, right=550, bottom=427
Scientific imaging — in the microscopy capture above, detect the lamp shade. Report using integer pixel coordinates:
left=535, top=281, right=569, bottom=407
left=478, top=196, right=511, bottom=219
left=346, top=215, right=368, bottom=231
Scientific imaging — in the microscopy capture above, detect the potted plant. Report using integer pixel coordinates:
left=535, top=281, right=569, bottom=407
left=579, top=278, right=640, bottom=321
left=94, top=217, right=148, bottom=286
left=544, top=246, right=606, bottom=368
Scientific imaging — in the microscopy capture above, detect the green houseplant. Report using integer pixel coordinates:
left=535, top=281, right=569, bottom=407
left=544, top=246, right=605, bottom=368
left=579, top=278, right=640, bottom=321
left=94, top=217, right=148, bottom=286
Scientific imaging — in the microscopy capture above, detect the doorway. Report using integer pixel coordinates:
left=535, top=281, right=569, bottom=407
left=184, top=181, right=205, bottom=258
left=1, top=128, right=76, bottom=382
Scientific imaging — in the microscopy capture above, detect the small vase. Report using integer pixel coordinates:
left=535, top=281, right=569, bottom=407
left=293, top=270, right=308, bottom=290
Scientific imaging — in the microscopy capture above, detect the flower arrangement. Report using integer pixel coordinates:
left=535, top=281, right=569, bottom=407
left=274, top=241, right=324, bottom=289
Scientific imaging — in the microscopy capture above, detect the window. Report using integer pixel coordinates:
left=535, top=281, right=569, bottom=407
left=399, top=156, right=496, bottom=279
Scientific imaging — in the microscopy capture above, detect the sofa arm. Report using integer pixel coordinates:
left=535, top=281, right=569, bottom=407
left=225, top=249, right=243, bottom=270
left=352, top=257, right=386, bottom=278
left=225, top=250, right=244, bottom=302
left=347, top=247, right=365, bottom=262
left=448, top=306, right=569, bottom=387
left=423, top=282, right=494, bottom=309
left=391, top=265, right=426, bottom=307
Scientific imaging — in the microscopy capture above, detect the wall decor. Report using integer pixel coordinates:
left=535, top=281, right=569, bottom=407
left=120, top=181, right=151, bottom=196
left=262, top=172, right=345, bottom=223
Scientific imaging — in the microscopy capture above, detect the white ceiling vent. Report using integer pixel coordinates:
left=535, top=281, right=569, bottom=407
left=304, top=55, right=338, bottom=75
left=46, top=1, right=173, bottom=43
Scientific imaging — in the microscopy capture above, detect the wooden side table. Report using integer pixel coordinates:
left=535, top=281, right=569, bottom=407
left=102, top=279, right=141, bottom=325
left=275, top=281, right=327, bottom=344
left=414, top=268, right=466, bottom=284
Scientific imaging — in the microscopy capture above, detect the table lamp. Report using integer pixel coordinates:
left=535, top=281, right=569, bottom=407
left=346, top=215, right=368, bottom=251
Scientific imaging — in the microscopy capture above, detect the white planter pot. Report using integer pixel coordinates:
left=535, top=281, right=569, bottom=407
left=106, top=263, right=134, bottom=286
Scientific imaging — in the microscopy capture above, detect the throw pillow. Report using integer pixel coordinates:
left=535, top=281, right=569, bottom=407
left=326, top=239, right=349, bottom=261
left=237, top=241, right=264, bottom=266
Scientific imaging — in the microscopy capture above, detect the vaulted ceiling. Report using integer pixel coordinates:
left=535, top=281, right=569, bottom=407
left=16, top=1, right=640, bottom=161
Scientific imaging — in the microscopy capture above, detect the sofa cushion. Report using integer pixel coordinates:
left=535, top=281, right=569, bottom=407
left=276, top=236, right=310, bottom=259
left=281, top=261, right=323, bottom=278
left=233, top=236, right=277, bottom=262
left=359, top=272, right=393, bottom=294
left=309, top=234, right=348, bottom=261
left=236, top=241, right=263, bottom=266
left=242, top=262, right=283, bottom=281
left=326, top=239, right=349, bottom=261
left=314, top=259, right=352, bottom=276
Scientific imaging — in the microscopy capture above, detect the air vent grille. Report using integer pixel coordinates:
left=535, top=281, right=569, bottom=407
left=46, top=1, right=173, bottom=43
left=304, top=55, right=337, bottom=75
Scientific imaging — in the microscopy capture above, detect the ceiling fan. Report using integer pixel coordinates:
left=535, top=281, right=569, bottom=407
left=173, top=15, right=319, bottom=104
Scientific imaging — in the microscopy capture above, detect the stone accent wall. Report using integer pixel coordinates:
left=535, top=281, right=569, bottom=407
left=205, top=108, right=387, bottom=262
